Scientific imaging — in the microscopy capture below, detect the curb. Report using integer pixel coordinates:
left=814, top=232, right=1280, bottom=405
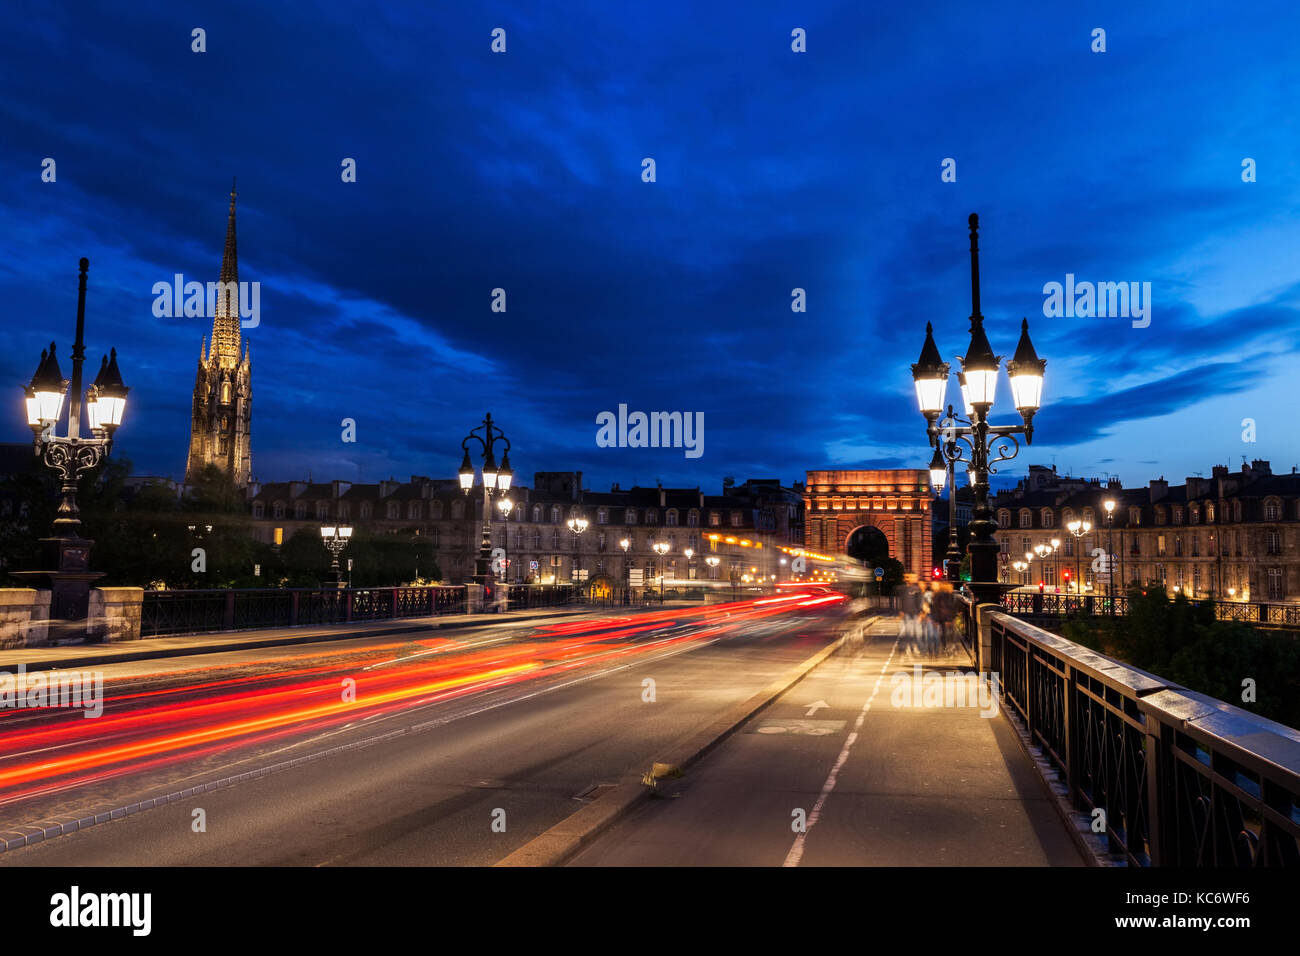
left=996, top=703, right=1126, bottom=867
left=494, top=616, right=872, bottom=867
left=3, top=607, right=594, bottom=673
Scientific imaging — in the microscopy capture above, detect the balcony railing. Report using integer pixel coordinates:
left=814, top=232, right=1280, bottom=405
left=141, top=585, right=467, bottom=637
left=988, top=610, right=1300, bottom=866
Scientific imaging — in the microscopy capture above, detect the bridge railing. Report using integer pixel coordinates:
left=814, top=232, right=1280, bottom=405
left=141, top=585, right=467, bottom=637
left=988, top=609, right=1300, bottom=866
left=505, top=584, right=576, bottom=608
left=999, top=590, right=1300, bottom=626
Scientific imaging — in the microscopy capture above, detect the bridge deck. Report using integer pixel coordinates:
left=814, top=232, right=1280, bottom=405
left=572, top=615, right=1085, bottom=866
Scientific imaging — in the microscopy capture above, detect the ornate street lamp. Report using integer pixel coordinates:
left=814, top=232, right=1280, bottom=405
left=567, top=515, right=588, bottom=597
left=1067, top=518, right=1092, bottom=606
left=1050, top=538, right=1061, bottom=591
left=14, top=258, right=129, bottom=637
left=1012, top=559, right=1027, bottom=586
left=1103, top=498, right=1117, bottom=612
left=619, top=537, right=631, bottom=604
left=320, top=525, right=352, bottom=588
left=458, top=412, right=512, bottom=608
left=652, top=541, right=669, bottom=604
left=912, top=215, right=1046, bottom=606
left=683, top=547, right=694, bottom=581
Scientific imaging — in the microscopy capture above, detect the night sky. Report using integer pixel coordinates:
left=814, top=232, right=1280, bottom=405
left=3, top=1, right=1298, bottom=494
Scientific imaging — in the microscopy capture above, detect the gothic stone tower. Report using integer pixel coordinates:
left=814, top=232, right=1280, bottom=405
left=185, top=182, right=252, bottom=487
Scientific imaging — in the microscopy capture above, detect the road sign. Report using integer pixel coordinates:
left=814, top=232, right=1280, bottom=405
left=874, top=567, right=884, bottom=581
left=529, top=560, right=539, bottom=572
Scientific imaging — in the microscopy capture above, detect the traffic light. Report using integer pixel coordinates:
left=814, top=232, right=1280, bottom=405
left=932, top=567, right=942, bottom=579
left=1063, top=569, right=1071, bottom=583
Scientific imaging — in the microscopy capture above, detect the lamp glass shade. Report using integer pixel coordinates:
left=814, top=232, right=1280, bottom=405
left=913, top=375, right=947, bottom=417
left=963, top=367, right=999, bottom=407
left=1009, top=371, right=1043, bottom=412
left=458, top=452, right=474, bottom=490
left=321, top=526, right=336, bottom=538
left=339, top=526, right=353, bottom=538
left=930, top=465, right=946, bottom=491
left=32, top=387, right=65, bottom=424
left=497, top=453, right=513, bottom=491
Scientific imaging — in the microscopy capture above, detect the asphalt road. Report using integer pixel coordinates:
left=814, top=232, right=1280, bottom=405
left=1, top=594, right=850, bottom=865
left=570, top=615, right=1084, bottom=866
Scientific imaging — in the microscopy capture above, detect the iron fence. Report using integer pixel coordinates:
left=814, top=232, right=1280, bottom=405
left=141, top=585, right=468, bottom=637
left=506, top=584, right=576, bottom=609
left=999, top=590, right=1300, bottom=627
left=989, top=610, right=1300, bottom=866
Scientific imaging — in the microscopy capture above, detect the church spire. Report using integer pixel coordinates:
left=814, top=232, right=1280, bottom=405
left=209, top=179, right=241, bottom=366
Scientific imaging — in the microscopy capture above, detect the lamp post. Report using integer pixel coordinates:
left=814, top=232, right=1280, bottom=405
left=458, top=412, right=513, bottom=610
left=912, top=214, right=1047, bottom=607
left=1034, top=543, right=1051, bottom=587
left=1067, top=518, right=1092, bottom=609
left=567, top=515, right=588, bottom=598
left=705, top=554, right=720, bottom=599
left=319, top=525, right=352, bottom=588
left=497, top=497, right=514, bottom=583
left=1103, top=499, right=1116, bottom=613
left=653, top=541, right=669, bottom=604
left=620, top=537, right=631, bottom=604
left=928, top=446, right=963, bottom=582
left=1012, top=560, right=1027, bottom=586
left=1050, top=538, right=1061, bottom=591
left=14, top=258, right=129, bottom=638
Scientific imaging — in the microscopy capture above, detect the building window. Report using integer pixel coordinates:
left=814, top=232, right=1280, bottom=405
left=294, top=502, right=307, bottom=519
left=1173, top=507, right=1183, bottom=525
left=1233, top=501, right=1242, bottom=522
left=1189, top=506, right=1199, bottom=524
left=709, top=512, right=720, bottom=526
left=338, top=502, right=349, bottom=520
left=253, top=502, right=265, bottom=519
left=597, top=508, right=608, bottom=525
left=1265, top=501, right=1280, bottom=521
left=360, top=502, right=372, bottom=520
left=1157, top=534, right=1166, bottom=556
left=626, top=509, right=638, bottom=524
left=1041, top=509, right=1054, bottom=528
left=387, top=501, right=400, bottom=519
left=408, top=502, right=421, bottom=520
left=730, top=511, right=743, bottom=527
left=1268, top=567, right=1283, bottom=600
left=1064, top=537, right=1074, bottom=557
left=532, top=532, right=541, bottom=548
left=1206, top=503, right=1215, bottom=523
left=646, top=509, right=658, bottom=525
left=1019, top=510, right=1032, bottom=529
left=1267, top=531, right=1282, bottom=555
left=551, top=505, right=562, bottom=524
left=666, top=509, right=679, bottom=526
left=688, top=509, right=699, bottom=527
left=1129, top=507, right=1141, bottom=526
left=532, top=504, right=542, bottom=523
left=431, top=501, right=443, bottom=520
left=1174, top=537, right=1183, bottom=557
left=998, top=509, right=1011, bottom=528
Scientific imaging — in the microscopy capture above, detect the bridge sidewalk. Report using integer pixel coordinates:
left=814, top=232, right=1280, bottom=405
left=569, top=614, right=1085, bottom=866
left=0, top=605, right=599, bottom=673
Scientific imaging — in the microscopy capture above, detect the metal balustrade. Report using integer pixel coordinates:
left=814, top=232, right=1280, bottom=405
left=141, top=585, right=468, bottom=636
left=986, top=609, right=1300, bottom=866
left=999, top=590, right=1299, bottom=627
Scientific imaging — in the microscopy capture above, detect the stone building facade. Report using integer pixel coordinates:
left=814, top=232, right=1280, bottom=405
left=246, top=471, right=802, bottom=592
left=993, top=460, right=1300, bottom=602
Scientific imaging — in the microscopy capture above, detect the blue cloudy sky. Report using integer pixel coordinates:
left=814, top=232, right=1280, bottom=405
left=2, top=0, right=1298, bottom=494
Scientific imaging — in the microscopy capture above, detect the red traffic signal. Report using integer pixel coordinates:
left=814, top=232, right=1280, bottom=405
left=932, top=567, right=942, bottom=578
left=1063, top=569, right=1071, bottom=580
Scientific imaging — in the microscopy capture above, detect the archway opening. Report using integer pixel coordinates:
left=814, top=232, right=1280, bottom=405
left=847, top=525, right=891, bottom=568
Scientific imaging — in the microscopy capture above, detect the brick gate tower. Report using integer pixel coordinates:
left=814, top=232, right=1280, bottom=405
left=803, top=469, right=934, bottom=578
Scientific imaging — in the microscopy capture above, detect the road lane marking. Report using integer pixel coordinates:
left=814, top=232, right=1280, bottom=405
left=783, top=620, right=899, bottom=868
